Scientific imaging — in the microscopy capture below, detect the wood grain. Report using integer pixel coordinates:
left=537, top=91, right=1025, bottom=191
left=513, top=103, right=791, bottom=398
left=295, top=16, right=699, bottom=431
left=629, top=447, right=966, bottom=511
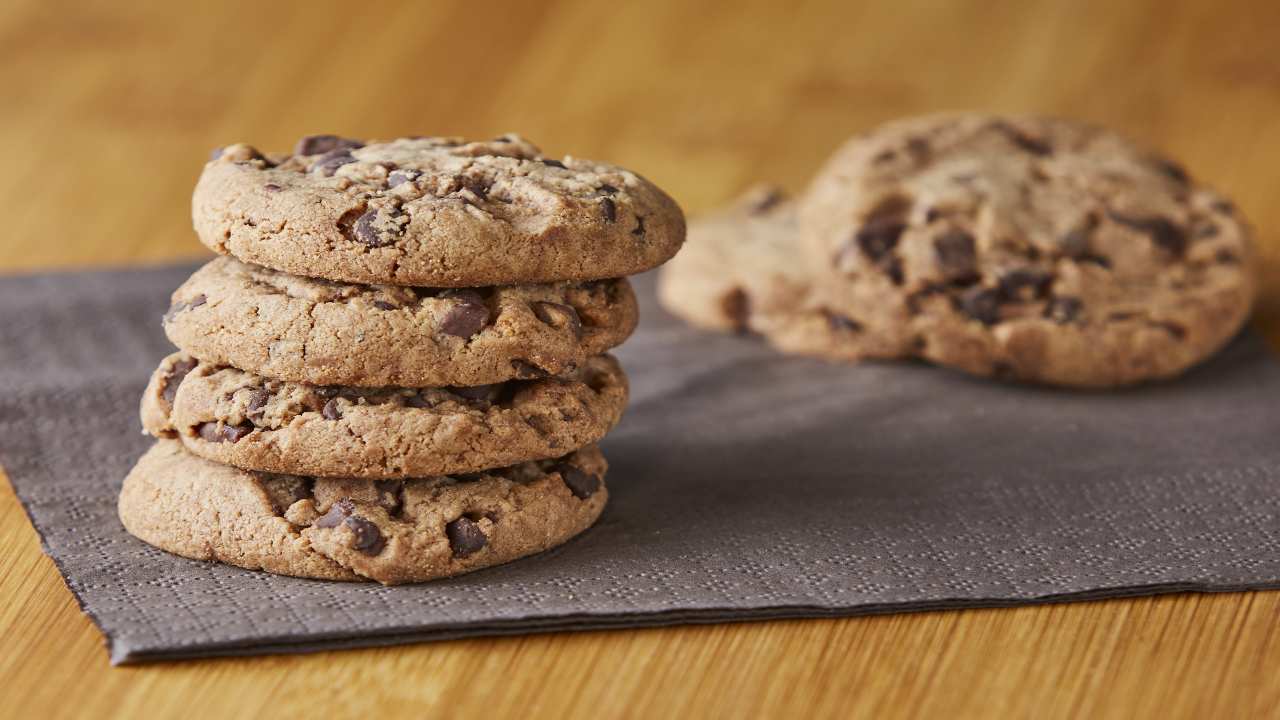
left=2, top=0, right=1280, bottom=717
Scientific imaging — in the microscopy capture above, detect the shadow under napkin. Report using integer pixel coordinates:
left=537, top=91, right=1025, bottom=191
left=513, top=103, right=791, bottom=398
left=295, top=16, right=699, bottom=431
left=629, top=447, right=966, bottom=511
left=2, top=264, right=1279, bottom=664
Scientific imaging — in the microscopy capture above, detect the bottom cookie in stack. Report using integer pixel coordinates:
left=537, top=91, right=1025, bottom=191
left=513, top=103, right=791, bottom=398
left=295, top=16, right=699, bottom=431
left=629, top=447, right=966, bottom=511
left=119, top=439, right=608, bottom=585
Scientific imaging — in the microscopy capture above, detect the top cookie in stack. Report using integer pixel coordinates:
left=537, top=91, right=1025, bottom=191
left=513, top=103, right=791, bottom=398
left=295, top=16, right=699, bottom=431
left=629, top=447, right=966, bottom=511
left=659, top=114, right=1256, bottom=387
left=119, top=134, right=685, bottom=585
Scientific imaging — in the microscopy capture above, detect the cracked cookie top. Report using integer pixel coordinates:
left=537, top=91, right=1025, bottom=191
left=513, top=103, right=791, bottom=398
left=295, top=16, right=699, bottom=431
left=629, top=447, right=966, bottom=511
left=163, top=257, right=638, bottom=387
left=794, top=113, right=1256, bottom=386
left=119, top=439, right=608, bottom=584
left=142, top=352, right=628, bottom=478
left=193, top=134, right=686, bottom=287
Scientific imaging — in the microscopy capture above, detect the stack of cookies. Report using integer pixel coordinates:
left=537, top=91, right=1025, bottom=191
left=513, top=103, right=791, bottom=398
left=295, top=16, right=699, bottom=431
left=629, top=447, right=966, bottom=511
left=120, top=134, right=685, bottom=584
left=660, top=113, right=1255, bottom=387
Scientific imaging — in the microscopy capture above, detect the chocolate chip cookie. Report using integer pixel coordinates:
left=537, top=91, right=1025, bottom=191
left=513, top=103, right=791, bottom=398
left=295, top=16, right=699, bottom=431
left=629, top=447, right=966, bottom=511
left=656, top=185, right=872, bottom=359
left=119, top=439, right=608, bottom=584
left=142, top=352, right=628, bottom=478
left=193, top=135, right=686, bottom=287
left=164, top=257, right=638, bottom=387
left=796, top=113, right=1256, bottom=386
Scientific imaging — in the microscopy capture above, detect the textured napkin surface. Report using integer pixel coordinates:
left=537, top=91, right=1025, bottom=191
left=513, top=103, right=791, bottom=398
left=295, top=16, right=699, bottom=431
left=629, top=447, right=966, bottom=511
left=3, top=263, right=1280, bottom=664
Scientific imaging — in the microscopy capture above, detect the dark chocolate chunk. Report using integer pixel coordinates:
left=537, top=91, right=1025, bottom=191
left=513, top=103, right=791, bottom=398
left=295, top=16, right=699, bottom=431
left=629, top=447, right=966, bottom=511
left=311, top=149, right=356, bottom=176
left=294, top=135, right=364, bottom=156
left=263, top=183, right=282, bottom=193
left=855, top=216, right=907, bottom=262
left=387, top=169, right=421, bottom=188
left=1215, top=249, right=1239, bottom=264
left=196, top=421, right=252, bottom=443
left=352, top=207, right=407, bottom=248
left=1109, top=213, right=1188, bottom=256
left=344, top=516, right=385, bottom=555
left=439, top=290, right=490, bottom=338
left=959, top=287, right=1002, bottom=325
left=1044, top=296, right=1083, bottom=324
left=632, top=215, right=646, bottom=237
left=998, top=269, right=1053, bottom=301
left=446, top=516, right=488, bottom=557
left=553, top=462, right=601, bottom=499
left=598, top=183, right=619, bottom=195
left=539, top=158, right=567, bottom=168
left=314, top=499, right=354, bottom=528
left=374, top=479, right=404, bottom=516
left=246, top=387, right=271, bottom=416
left=160, top=357, right=199, bottom=406
left=532, top=301, right=582, bottom=337
left=722, top=288, right=751, bottom=332
left=933, top=230, right=977, bottom=275
left=601, top=197, right=617, bottom=223
left=372, top=300, right=397, bottom=311
left=321, top=398, right=342, bottom=420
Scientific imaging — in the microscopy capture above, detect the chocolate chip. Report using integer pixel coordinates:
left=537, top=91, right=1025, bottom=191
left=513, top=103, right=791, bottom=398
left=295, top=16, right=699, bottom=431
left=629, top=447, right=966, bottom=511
left=352, top=207, right=407, bottom=248
left=632, top=215, right=646, bottom=237
left=387, top=169, right=421, bottom=188
left=374, top=479, right=404, bottom=516
left=263, top=183, right=282, bottom=192
left=991, top=121, right=1052, bottom=156
left=1211, top=200, right=1236, bottom=216
left=314, top=499, right=354, bottom=528
left=460, top=176, right=491, bottom=199
left=1044, top=296, right=1083, bottom=324
left=311, top=149, right=356, bottom=176
left=246, top=387, right=271, bottom=416
left=345, top=516, right=385, bottom=555
left=164, top=294, right=208, bottom=323
left=959, top=287, right=1001, bottom=325
left=1216, top=249, right=1239, bottom=264
left=532, top=301, right=583, bottom=338
left=195, top=421, right=253, bottom=443
left=933, top=230, right=976, bottom=276
left=539, top=158, right=567, bottom=168
left=748, top=189, right=785, bottom=215
left=188, top=295, right=207, bottom=310
left=1058, top=229, right=1090, bottom=259
left=1109, top=213, right=1187, bottom=256
left=321, top=398, right=342, bottom=420
left=553, top=463, right=601, bottom=499
left=997, top=269, right=1053, bottom=301
left=854, top=195, right=912, bottom=262
left=511, top=360, right=548, bottom=379
left=597, top=184, right=619, bottom=195
left=294, top=135, right=364, bottom=156
left=1150, top=156, right=1190, bottom=185
left=883, top=257, right=904, bottom=285
left=722, top=288, right=750, bottom=332
left=372, top=300, right=397, bottom=311
left=313, top=387, right=340, bottom=398
left=924, top=207, right=943, bottom=224
left=439, top=290, right=490, bottom=338
left=906, top=136, right=931, bottom=159
left=600, top=197, right=617, bottom=223
left=824, top=311, right=862, bottom=333
left=446, top=516, right=488, bottom=557
left=160, top=357, right=199, bottom=406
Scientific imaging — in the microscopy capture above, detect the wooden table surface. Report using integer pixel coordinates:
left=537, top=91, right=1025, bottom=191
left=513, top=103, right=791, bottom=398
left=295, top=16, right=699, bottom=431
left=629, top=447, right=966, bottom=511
left=4, top=1, right=1280, bottom=717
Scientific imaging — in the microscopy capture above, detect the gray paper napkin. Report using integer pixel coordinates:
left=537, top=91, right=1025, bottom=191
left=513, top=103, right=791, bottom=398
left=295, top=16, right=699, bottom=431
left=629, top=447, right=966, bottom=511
left=2, top=263, right=1279, bottom=664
